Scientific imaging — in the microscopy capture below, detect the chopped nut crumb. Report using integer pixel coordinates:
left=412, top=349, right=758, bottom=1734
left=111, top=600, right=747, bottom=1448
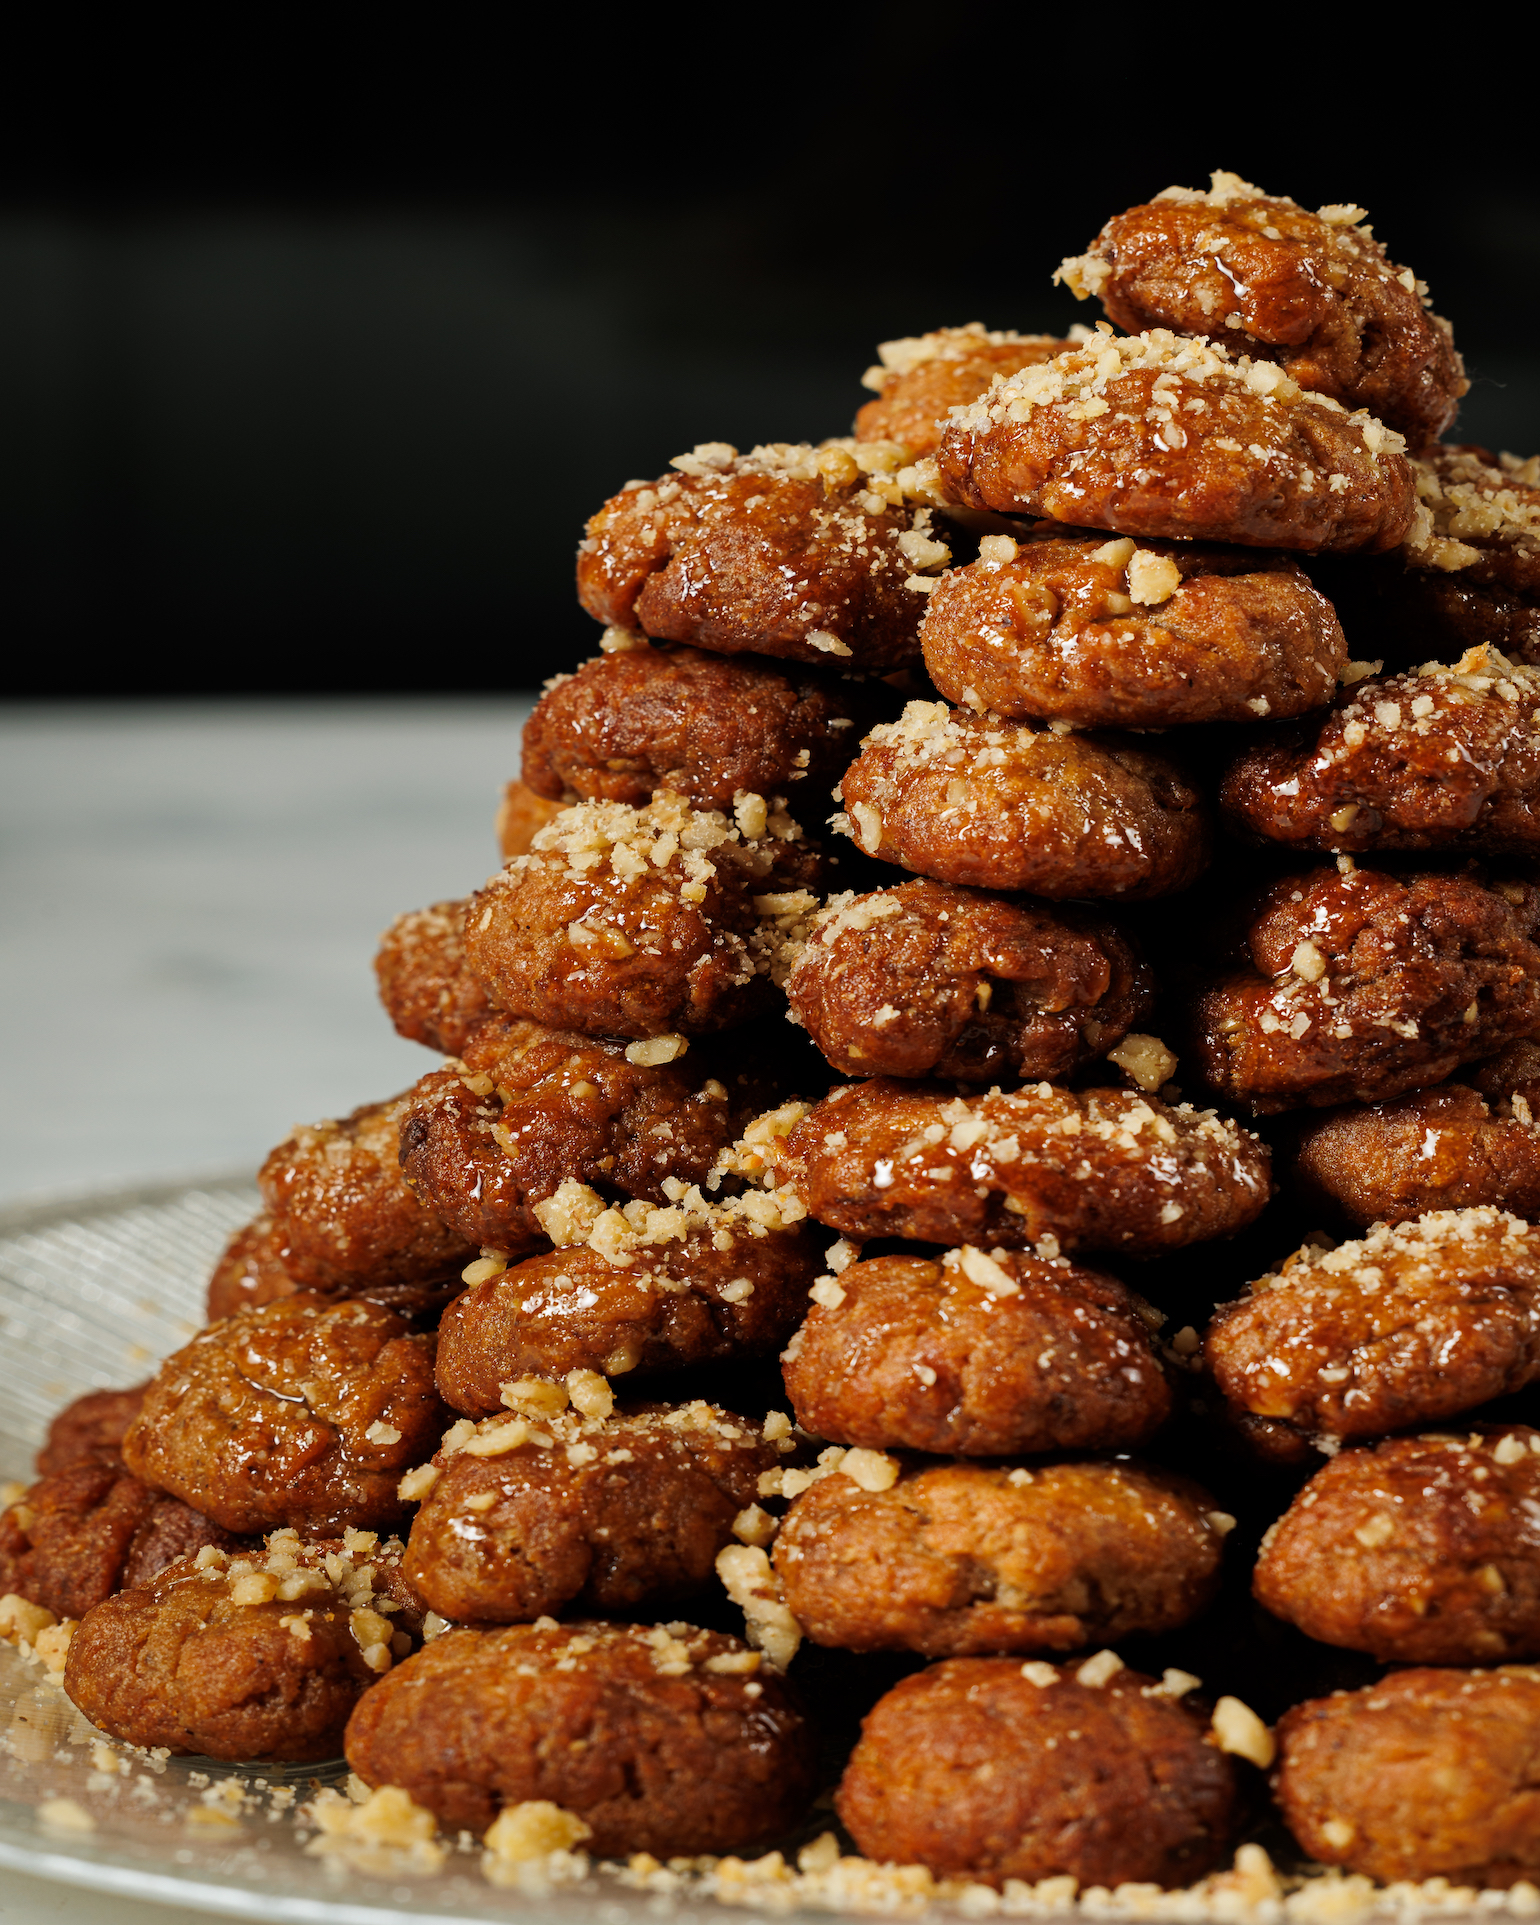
left=307, top=1783, right=446, bottom=1874
left=1106, top=1033, right=1178, bottom=1093
left=37, top=1797, right=95, bottom=1834
left=838, top=1449, right=900, bottom=1493
left=1211, top=1695, right=1276, bottom=1767
left=483, top=1799, right=592, bottom=1867
left=1075, top=1649, right=1125, bottom=1688
left=564, top=1369, right=614, bottom=1419
left=0, top=1594, right=56, bottom=1647
left=624, top=1034, right=688, bottom=1067
left=716, top=1545, right=801, bottom=1669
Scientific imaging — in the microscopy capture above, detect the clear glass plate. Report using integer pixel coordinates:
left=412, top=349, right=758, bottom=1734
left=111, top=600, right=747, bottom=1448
left=0, top=1184, right=1517, bottom=1925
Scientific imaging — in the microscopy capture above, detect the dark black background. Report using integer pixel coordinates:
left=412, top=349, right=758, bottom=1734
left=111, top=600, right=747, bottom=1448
left=6, top=16, right=1539, bottom=697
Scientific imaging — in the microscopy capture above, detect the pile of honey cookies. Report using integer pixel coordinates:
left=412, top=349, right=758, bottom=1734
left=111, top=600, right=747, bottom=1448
left=9, top=170, right=1540, bottom=1897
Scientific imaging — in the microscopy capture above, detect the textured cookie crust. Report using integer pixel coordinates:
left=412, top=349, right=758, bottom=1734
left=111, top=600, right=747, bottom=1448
left=1056, top=175, right=1466, bottom=445
left=936, top=329, right=1416, bottom=554
left=344, top=1618, right=817, bottom=1854
left=922, top=531, right=1344, bottom=728
left=837, top=1657, right=1236, bottom=1889
left=782, top=1248, right=1172, bottom=1456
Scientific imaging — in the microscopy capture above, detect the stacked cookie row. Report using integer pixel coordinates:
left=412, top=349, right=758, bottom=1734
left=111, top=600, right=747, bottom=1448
left=7, top=168, right=1540, bottom=1896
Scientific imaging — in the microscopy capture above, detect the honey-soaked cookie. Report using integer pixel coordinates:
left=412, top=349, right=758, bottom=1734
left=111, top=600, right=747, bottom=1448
left=463, top=793, right=824, bottom=1040
left=855, top=326, right=1072, bottom=457
left=1293, top=1042, right=1540, bottom=1228
left=435, top=1190, right=820, bottom=1402
left=64, top=1531, right=416, bottom=1762
left=495, top=779, right=567, bottom=858
left=1221, top=650, right=1540, bottom=854
left=1255, top=1426, right=1540, bottom=1665
left=0, top=1457, right=247, bottom=1622
left=1187, top=866, right=1540, bottom=1113
left=257, top=1093, right=476, bottom=1294
left=1406, top=447, right=1540, bottom=607
left=374, top=899, right=499, bottom=1057
left=936, top=329, right=1416, bottom=555
left=837, top=1657, right=1237, bottom=1890
left=402, top=1397, right=779, bottom=1622
left=206, top=1215, right=305, bottom=1321
left=922, top=530, right=1346, bottom=728
left=1308, top=449, right=1540, bottom=671
left=123, top=1295, right=449, bottom=1536
left=521, top=644, right=890, bottom=815
left=837, top=701, right=1209, bottom=899
left=774, top=1455, right=1225, bottom=1656
left=781, top=1248, right=1171, bottom=1455
left=774, top=1078, right=1270, bottom=1255
left=784, top=879, right=1153, bottom=1082
left=1056, top=174, right=1467, bottom=446
left=1276, top=1667, right=1540, bottom=1887
left=35, top=1386, right=147, bottom=1477
left=576, top=440, right=954, bottom=669
left=1395, top=446, right=1540, bottom=657
left=397, top=1014, right=787, bottom=1256
left=204, top=1215, right=462, bottom=1327
left=1205, top=1208, right=1540, bottom=1450
left=344, top=1618, right=817, bottom=1854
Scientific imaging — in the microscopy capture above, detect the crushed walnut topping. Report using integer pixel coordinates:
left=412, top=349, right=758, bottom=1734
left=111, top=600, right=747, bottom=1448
left=1403, top=446, right=1540, bottom=573
left=861, top=322, right=1070, bottom=391
left=946, top=325, right=1405, bottom=470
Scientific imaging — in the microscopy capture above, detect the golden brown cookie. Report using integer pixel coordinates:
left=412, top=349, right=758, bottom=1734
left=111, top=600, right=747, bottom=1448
left=855, top=326, right=1071, bottom=457
left=936, top=329, right=1416, bottom=554
left=1205, top=1208, right=1540, bottom=1450
left=397, top=1014, right=788, bottom=1256
left=1255, top=1426, right=1540, bottom=1664
left=576, top=440, right=953, bottom=669
left=257, top=1094, right=476, bottom=1293
left=774, top=1078, right=1270, bottom=1254
left=1312, top=448, right=1540, bottom=671
left=462, top=794, right=824, bottom=1040
left=1276, top=1667, right=1540, bottom=1886
left=402, top=1399, right=777, bottom=1622
left=837, top=1658, right=1236, bottom=1889
left=1187, top=866, right=1540, bottom=1112
left=837, top=701, right=1209, bottom=899
left=1221, top=650, right=1540, bottom=854
left=781, top=1248, right=1171, bottom=1455
left=1056, top=174, right=1466, bottom=445
left=374, top=899, right=499, bottom=1057
left=521, top=644, right=889, bottom=814
left=64, top=1533, right=414, bottom=1762
left=775, top=1456, right=1224, bottom=1655
left=921, top=530, right=1345, bottom=728
left=1291, top=1042, right=1540, bottom=1227
left=122, top=1295, right=449, bottom=1535
left=344, top=1618, right=816, bottom=1854
left=434, top=1192, right=819, bottom=1401
left=0, top=1458, right=247, bottom=1621
left=36, top=1386, right=147, bottom=1477
left=784, top=879, right=1152, bottom=1082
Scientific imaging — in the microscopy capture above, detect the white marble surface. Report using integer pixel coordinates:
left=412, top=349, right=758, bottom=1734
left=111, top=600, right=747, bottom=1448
left=0, top=699, right=533, bottom=1210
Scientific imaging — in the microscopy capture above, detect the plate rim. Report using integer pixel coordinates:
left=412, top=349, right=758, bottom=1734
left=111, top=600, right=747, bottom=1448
left=0, top=1171, right=260, bottom=1238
